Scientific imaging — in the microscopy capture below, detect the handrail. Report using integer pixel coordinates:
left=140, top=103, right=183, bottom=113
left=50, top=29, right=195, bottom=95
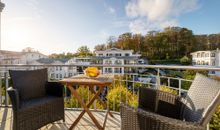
left=0, top=64, right=220, bottom=71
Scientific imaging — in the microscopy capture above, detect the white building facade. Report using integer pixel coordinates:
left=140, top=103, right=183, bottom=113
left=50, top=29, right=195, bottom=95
left=0, top=50, right=48, bottom=65
left=65, top=57, right=91, bottom=77
left=191, top=49, right=220, bottom=76
left=94, top=48, right=141, bottom=74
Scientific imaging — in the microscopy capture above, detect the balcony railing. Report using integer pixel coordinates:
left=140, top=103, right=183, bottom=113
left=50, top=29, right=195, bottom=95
left=0, top=64, right=219, bottom=129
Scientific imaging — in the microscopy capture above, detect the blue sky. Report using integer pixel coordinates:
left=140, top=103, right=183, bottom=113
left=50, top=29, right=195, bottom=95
left=1, top=0, right=220, bottom=54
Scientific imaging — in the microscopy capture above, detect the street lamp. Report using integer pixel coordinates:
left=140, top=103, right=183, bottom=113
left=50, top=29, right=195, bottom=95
left=0, top=0, right=5, bottom=50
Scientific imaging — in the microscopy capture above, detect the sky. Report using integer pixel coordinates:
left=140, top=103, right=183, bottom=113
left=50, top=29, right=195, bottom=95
left=1, top=0, right=220, bottom=55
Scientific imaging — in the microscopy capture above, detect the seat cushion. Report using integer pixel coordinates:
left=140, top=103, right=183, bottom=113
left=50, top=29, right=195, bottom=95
left=10, top=69, right=48, bottom=100
left=20, top=96, right=62, bottom=110
left=182, top=73, right=220, bottom=124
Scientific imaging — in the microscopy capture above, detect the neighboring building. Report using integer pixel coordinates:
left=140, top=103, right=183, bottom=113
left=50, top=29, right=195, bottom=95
left=65, top=57, right=91, bottom=76
left=0, top=50, right=48, bottom=65
left=29, top=58, right=69, bottom=80
left=191, top=49, right=220, bottom=76
left=191, top=50, right=217, bottom=66
left=93, top=48, right=141, bottom=74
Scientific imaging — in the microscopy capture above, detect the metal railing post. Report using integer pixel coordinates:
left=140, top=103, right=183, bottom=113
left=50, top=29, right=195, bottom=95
left=178, top=79, right=182, bottom=96
left=4, top=72, right=9, bottom=106
left=168, top=77, right=170, bottom=87
left=0, top=74, right=2, bottom=105
left=156, top=68, right=161, bottom=89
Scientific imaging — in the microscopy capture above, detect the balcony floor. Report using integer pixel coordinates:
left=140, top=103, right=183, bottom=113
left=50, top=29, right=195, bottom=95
left=0, top=107, right=121, bottom=130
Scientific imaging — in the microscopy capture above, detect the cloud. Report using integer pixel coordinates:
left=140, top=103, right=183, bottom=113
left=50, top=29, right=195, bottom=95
left=125, top=0, right=199, bottom=34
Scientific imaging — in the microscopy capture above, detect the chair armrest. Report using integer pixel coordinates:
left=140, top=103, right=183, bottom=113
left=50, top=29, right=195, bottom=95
left=45, top=82, right=64, bottom=97
left=7, top=87, right=20, bottom=111
left=121, top=103, right=205, bottom=130
left=137, top=107, right=205, bottom=130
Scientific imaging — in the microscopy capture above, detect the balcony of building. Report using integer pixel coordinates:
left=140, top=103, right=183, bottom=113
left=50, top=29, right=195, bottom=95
left=0, top=64, right=219, bottom=130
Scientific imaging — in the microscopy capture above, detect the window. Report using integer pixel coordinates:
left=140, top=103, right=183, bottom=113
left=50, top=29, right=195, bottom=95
left=60, top=67, right=62, bottom=71
left=125, top=53, right=130, bottom=56
left=108, top=68, right=112, bottom=73
left=115, top=53, right=121, bottom=57
left=197, top=53, right=200, bottom=58
left=60, top=74, right=62, bottom=79
left=201, top=52, right=205, bottom=57
left=115, top=60, right=122, bottom=64
left=56, top=74, right=59, bottom=78
left=98, top=54, right=103, bottom=56
left=51, top=74, right=55, bottom=78
left=212, top=61, right=215, bottom=66
left=205, top=53, right=209, bottom=57
left=197, top=61, right=200, bottom=65
left=211, top=53, right=215, bottom=57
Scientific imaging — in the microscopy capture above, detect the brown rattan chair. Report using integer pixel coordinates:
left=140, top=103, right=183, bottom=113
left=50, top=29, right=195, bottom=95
left=121, top=73, right=220, bottom=130
left=7, top=68, right=65, bottom=130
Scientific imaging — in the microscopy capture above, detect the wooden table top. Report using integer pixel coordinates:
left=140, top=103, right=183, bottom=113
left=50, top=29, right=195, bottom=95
left=60, top=74, right=114, bottom=86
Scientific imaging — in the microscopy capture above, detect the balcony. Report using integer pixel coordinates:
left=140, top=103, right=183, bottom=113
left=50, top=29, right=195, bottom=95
left=0, top=64, right=219, bottom=130
left=0, top=108, right=120, bottom=130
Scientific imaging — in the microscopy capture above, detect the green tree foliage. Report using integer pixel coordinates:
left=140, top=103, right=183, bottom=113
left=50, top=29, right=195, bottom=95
left=49, top=46, right=93, bottom=59
left=64, top=86, right=104, bottom=109
left=49, top=52, right=77, bottom=59
left=159, top=85, right=178, bottom=95
left=182, top=70, right=208, bottom=90
left=107, top=85, right=138, bottom=112
left=76, top=46, right=93, bottom=57
left=210, top=106, right=220, bottom=130
left=94, top=27, right=220, bottom=61
left=180, top=56, right=191, bottom=65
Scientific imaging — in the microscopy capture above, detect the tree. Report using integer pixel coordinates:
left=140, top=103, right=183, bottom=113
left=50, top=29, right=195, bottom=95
left=94, top=44, right=106, bottom=51
left=180, top=56, right=191, bottom=65
left=76, top=46, right=93, bottom=57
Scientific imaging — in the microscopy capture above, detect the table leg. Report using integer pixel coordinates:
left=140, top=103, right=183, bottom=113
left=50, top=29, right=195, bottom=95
left=90, top=87, right=114, bottom=118
left=67, top=85, right=104, bottom=130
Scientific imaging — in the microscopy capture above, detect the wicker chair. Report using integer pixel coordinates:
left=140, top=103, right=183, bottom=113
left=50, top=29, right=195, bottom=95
left=121, top=73, right=220, bottom=130
left=7, top=68, right=65, bottom=130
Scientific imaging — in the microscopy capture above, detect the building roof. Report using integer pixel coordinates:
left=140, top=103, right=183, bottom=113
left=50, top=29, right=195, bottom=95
left=95, top=48, right=133, bottom=53
left=36, top=58, right=69, bottom=64
left=0, top=50, right=24, bottom=57
left=90, top=56, right=140, bottom=60
left=190, top=50, right=217, bottom=55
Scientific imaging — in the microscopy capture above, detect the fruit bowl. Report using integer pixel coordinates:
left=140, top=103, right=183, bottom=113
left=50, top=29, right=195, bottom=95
left=84, top=67, right=100, bottom=77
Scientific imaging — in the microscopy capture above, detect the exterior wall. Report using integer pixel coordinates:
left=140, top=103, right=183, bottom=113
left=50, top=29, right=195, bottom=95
left=95, top=48, right=140, bottom=74
left=95, top=48, right=133, bottom=57
left=191, top=50, right=220, bottom=77
left=65, top=57, right=91, bottom=76
left=24, top=52, right=48, bottom=64
left=191, top=51, right=216, bottom=66
left=0, top=51, right=47, bottom=65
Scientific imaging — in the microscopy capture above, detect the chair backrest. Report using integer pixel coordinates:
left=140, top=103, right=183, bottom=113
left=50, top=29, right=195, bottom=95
left=182, top=73, right=220, bottom=126
left=9, top=68, right=48, bottom=100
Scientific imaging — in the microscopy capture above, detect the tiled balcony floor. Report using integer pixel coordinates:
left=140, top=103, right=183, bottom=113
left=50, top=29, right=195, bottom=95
left=0, top=107, right=121, bottom=130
